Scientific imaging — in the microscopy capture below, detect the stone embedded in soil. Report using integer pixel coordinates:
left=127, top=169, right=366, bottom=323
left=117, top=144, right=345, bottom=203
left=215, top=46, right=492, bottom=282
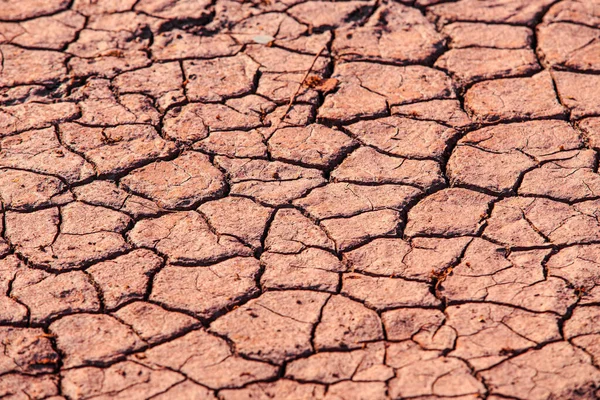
left=128, top=211, right=252, bottom=264
left=211, top=290, right=329, bottom=364
left=120, top=152, right=226, bottom=210
left=151, top=257, right=260, bottom=319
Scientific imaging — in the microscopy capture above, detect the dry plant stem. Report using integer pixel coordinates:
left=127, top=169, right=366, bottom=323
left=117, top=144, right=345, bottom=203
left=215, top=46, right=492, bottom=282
left=280, top=45, right=327, bottom=121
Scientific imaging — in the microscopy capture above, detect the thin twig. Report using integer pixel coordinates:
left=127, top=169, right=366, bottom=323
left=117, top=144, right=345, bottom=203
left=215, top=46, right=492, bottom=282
left=280, top=45, right=327, bottom=121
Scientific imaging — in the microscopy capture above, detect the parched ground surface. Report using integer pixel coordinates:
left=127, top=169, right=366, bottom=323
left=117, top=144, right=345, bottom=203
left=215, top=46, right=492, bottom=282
left=1, top=0, right=600, bottom=399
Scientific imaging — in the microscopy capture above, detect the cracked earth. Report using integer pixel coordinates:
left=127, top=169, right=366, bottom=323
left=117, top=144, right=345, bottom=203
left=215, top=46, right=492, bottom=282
left=1, top=0, right=600, bottom=399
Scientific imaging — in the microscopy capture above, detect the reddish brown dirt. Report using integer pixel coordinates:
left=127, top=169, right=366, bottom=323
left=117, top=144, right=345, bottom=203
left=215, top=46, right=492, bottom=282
left=1, top=0, right=600, bottom=399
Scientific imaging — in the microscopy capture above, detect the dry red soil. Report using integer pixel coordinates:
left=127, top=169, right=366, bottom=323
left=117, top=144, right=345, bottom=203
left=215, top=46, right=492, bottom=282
left=1, top=0, right=600, bottom=398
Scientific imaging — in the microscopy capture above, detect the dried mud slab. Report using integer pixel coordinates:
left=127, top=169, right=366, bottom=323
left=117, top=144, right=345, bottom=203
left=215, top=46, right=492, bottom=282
left=537, top=22, right=600, bottom=72
left=484, top=197, right=600, bottom=247
left=211, top=290, right=330, bottom=364
left=332, top=2, right=445, bottom=64
left=4, top=0, right=600, bottom=398
left=128, top=211, right=252, bottom=264
left=447, top=120, right=583, bottom=194
left=465, top=71, right=566, bottom=123
left=443, top=23, right=533, bottom=49
left=5, top=203, right=130, bottom=270
left=553, top=71, right=600, bottom=117
left=481, top=342, right=600, bottom=399
left=405, top=188, right=494, bottom=237
left=151, top=257, right=261, bottom=319
left=120, top=152, right=226, bottom=209
left=428, top=0, right=556, bottom=26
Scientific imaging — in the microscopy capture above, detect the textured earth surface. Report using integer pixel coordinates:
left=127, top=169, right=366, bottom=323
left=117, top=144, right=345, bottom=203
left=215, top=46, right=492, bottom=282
left=2, top=0, right=600, bottom=399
